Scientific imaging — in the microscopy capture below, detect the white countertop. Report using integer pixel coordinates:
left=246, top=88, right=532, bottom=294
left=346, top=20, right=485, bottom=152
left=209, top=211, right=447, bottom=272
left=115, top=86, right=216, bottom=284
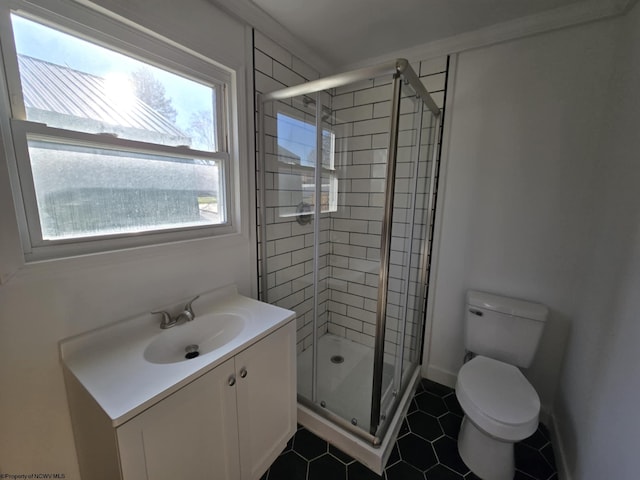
left=60, top=285, right=295, bottom=427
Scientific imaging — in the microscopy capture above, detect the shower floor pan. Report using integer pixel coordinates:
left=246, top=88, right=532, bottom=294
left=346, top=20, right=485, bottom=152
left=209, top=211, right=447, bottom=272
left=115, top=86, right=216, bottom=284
left=296, top=333, right=420, bottom=474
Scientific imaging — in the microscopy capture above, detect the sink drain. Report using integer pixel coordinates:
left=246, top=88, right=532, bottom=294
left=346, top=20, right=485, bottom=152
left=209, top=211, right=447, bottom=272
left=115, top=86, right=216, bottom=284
left=185, top=344, right=200, bottom=360
left=330, top=355, right=344, bottom=364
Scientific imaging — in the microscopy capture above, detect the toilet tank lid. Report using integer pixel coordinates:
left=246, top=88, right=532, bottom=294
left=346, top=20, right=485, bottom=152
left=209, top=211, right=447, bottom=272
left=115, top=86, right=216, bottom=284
left=467, top=290, right=548, bottom=321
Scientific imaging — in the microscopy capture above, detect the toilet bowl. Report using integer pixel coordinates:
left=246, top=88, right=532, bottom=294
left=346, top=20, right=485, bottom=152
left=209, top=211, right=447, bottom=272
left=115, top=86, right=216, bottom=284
left=456, top=355, right=540, bottom=480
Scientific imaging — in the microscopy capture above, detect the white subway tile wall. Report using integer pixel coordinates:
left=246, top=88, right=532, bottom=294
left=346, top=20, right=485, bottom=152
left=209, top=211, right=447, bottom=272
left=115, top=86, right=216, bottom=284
left=255, top=31, right=328, bottom=354
left=255, top=30, right=447, bottom=363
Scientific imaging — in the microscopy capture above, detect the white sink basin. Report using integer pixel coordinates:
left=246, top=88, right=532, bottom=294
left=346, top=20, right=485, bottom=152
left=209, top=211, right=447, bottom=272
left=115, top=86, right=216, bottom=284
left=60, top=286, right=296, bottom=426
left=144, top=313, right=245, bottom=364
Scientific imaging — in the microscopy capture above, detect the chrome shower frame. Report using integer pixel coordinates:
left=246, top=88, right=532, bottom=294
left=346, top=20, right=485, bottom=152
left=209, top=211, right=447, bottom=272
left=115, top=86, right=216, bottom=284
left=258, top=58, right=442, bottom=446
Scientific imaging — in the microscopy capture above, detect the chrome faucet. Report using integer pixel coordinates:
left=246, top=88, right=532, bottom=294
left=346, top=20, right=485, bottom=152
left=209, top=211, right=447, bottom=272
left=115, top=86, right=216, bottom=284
left=152, top=295, right=200, bottom=329
left=174, top=309, right=194, bottom=324
left=151, top=310, right=175, bottom=329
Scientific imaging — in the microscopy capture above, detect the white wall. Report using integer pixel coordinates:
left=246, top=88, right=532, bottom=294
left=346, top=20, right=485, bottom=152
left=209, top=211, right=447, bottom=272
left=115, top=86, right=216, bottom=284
left=424, top=5, right=640, bottom=476
left=424, top=18, right=618, bottom=415
left=554, top=2, right=640, bottom=478
left=0, top=0, right=253, bottom=478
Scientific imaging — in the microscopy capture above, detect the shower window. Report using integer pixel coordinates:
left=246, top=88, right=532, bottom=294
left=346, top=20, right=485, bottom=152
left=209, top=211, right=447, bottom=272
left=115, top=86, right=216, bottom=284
left=275, top=110, right=337, bottom=218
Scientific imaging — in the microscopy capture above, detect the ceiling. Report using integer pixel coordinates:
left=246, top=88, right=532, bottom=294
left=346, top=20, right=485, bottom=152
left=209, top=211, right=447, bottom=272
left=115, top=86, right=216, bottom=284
left=214, top=0, right=631, bottom=70
left=252, top=0, right=585, bottom=66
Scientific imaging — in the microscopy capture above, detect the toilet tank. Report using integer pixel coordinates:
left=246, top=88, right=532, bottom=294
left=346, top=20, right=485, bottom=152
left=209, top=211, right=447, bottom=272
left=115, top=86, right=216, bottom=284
left=464, top=290, right=548, bottom=368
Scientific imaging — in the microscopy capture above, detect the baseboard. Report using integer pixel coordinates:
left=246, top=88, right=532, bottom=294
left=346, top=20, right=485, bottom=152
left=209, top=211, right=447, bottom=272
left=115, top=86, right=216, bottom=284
left=424, top=364, right=457, bottom=389
left=549, top=413, right=572, bottom=480
left=539, top=405, right=552, bottom=429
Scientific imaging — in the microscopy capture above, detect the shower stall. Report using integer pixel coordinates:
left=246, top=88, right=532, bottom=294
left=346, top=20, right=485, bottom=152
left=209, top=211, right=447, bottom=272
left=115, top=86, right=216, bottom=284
left=257, top=58, right=442, bottom=471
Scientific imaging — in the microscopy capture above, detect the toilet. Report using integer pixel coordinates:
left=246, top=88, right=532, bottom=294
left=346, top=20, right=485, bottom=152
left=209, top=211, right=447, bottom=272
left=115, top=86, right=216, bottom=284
left=456, top=290, right=548, bottom=480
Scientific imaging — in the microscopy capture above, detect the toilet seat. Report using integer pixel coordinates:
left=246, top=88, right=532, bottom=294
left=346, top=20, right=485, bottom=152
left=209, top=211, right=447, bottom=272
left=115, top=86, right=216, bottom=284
left=456, top=355, right=540, bottom=441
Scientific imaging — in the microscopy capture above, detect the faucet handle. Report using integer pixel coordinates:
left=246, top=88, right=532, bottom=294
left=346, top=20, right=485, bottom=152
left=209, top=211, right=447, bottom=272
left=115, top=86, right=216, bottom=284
left=151, top=310, right=174, bottom=329
left=184, top=295, right=200, bottom=317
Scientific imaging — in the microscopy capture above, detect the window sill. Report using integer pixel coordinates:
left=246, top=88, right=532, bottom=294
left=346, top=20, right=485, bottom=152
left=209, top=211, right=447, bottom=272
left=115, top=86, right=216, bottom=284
left=11, top=229, right=249, bottom=284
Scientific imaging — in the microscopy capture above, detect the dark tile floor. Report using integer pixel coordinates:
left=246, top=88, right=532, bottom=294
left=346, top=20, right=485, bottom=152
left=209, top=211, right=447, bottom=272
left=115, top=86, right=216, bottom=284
left=262, top=378, right=558, bottom=480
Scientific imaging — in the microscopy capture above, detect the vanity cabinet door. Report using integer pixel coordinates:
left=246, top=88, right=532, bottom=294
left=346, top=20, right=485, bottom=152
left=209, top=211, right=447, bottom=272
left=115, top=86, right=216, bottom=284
left=116, top=358, right=240, bottom=480
left=235, top=321, right=297, bottom=480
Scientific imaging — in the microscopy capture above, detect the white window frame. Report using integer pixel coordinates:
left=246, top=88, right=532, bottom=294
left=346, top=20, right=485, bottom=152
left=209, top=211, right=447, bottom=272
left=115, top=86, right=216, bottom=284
left=0, top=0, right=239, bottom=261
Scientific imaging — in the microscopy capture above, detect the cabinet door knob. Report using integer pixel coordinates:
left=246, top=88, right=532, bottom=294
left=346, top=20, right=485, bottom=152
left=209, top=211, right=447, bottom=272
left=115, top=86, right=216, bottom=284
left=228, top=374, right=236, bottom=386
left=239, top=367, right=247, bottom=378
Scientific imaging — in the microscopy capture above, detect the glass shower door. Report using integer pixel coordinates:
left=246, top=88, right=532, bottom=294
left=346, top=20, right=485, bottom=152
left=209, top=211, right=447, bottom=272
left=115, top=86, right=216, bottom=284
left=323, top=80, right=391, bottom=433
left=404, top=106, right=440, bottom=378
left=374, top=77, right=440, bottom=436
left=373, top=78, right=421, bottom=432
left=260, top=93, right=322, bottom=405
left=260, top=91, right=340, bottom=415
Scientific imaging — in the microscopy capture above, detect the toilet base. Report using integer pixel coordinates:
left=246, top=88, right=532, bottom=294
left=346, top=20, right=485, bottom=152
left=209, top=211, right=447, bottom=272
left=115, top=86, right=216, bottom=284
left=458, top=416, right=515, bottom=480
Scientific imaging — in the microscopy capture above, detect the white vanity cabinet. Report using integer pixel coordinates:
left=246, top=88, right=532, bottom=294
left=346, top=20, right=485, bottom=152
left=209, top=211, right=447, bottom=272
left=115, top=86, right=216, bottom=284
left=234, top=320, right=297, bottom=480
left=117, top=321, right=296, bottom=480
left=64, top=317, right=296, bottom=480
left=116, top=357, right=240, bottom=480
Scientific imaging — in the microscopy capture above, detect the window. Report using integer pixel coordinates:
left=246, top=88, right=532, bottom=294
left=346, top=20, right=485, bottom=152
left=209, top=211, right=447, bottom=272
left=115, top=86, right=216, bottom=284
left=274, top=107, right=337, bottom=220
left=0, top=3, right=235, bottom=260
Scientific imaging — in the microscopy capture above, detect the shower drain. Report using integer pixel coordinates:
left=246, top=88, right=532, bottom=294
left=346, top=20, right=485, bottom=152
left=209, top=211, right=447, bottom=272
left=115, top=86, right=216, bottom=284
left=330, top=355, right=344, bottom=364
